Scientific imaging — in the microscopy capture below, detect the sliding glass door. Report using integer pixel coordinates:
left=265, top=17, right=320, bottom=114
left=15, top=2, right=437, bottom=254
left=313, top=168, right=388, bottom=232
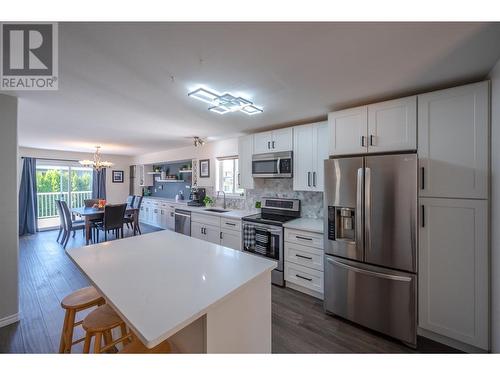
left=36, top=161, right=93, bottom=230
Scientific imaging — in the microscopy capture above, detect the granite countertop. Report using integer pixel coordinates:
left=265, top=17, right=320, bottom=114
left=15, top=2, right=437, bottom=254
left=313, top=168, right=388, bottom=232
left=283, top=217, right=324, bottom=234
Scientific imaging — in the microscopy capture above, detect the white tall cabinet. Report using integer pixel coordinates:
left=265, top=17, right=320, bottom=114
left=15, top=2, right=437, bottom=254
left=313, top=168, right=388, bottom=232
left=418, top=81, right=489, bottom=199
left=419, top=198, right=488, bottom=350
left=238, top=135, right=254, bottom=189
left=417, top=81, right=490, bottom=352
left=293, top=121, right=329, bottom=191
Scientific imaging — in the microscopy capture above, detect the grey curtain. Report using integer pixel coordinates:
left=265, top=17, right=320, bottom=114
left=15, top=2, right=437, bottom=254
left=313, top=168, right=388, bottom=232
left=92, top=168, right=106, bottom=200
left=19, top=157, right=38, bottom=235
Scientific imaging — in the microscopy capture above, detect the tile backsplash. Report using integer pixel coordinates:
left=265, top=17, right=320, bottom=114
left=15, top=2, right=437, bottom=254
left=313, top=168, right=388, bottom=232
left=206, top=178, right=324, bottom=219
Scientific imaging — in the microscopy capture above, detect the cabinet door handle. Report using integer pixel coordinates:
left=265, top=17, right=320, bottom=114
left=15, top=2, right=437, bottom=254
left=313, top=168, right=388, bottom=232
left=360, top=135, right=365, bottom=147
left=296, top=254, right=313, bottom=260
left=296, top=235, right=312, bottom=241
left=268, top=141, right=271, bottom=149
left=220, top=231, right=223, bottom=239
left=238, top=173, right=240, bottom=187
left=225, top=222, right=236, bottom=226
left=307, top=172, right=311, bottom=187
left=201, top=227, right=203, bottom=234
left=420, top=167, right=425, bottom=190
left=369, top=135, right=374, bottom=146
left=272, top=141, right=275, bottom=149
left=296, top=274, right=313, bottom=282
left=312, top=171, right=316, bottom=187
left=421, top=205, right=425, bottom=228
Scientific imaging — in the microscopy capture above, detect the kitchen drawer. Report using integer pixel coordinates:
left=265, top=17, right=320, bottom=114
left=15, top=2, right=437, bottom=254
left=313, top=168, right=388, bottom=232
left=192, top=212, right=221, bottom=227
left=285, top=228, right=323, bottom=250
left=285, top=242, right=324, bottom=271
left=220, top=218, right=242, bottom=232
left=285, top=262, right=324, bottom=294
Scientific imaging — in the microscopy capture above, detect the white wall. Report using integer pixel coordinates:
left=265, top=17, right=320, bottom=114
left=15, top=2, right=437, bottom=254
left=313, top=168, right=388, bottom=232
left=132, top=138, right=239, bottom=189
left=489, top=60, right=500, bottom=353
left=19, top=147, right=134, bottom=204
left=0, top=94, right=19, bottom=327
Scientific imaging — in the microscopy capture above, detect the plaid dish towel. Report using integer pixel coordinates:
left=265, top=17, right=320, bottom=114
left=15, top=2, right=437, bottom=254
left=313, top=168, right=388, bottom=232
left=243, top=224, right=256, bottom=249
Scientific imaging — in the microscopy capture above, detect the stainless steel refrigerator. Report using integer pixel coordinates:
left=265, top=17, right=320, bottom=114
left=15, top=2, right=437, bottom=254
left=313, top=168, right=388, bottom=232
left=323, top=153, right=417, bottom=346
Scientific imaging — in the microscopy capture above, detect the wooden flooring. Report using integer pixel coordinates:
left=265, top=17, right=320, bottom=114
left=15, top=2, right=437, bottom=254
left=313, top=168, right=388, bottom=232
left=0, top=226, right=459, bottom=354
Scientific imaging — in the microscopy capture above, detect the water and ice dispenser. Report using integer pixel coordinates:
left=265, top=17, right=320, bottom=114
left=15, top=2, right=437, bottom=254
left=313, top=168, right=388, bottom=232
left=328, top=206, right=356, bottom=242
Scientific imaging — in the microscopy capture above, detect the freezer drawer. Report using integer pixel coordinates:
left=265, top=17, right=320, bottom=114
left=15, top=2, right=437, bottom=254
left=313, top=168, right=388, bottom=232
left=324, top=256, right=416, bottom=345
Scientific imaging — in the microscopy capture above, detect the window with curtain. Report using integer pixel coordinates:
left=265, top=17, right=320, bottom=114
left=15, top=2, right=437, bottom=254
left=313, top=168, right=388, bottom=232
left=216, top=156, right=244, bottom=197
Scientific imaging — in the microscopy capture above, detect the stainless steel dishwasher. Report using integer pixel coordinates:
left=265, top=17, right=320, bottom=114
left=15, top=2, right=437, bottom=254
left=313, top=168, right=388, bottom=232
left=174, top=209, right=191, bottom=236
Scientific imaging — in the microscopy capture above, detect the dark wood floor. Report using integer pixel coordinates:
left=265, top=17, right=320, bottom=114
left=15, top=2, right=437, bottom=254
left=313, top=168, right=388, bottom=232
left=0, top=226, right=459, bottom=354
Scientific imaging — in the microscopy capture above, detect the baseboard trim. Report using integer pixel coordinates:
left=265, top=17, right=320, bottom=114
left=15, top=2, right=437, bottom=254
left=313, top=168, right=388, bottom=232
left=0, top=313, right=19, bottom=328
left=417, top=327, right=489, bottom=353
left=286, top=282, right=324, bottom=300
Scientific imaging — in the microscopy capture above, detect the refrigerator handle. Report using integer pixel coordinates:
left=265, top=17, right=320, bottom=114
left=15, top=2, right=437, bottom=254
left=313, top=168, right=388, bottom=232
left=356, top=168, right=364, bottom=252
left=364, top=167, right=371, bottom=256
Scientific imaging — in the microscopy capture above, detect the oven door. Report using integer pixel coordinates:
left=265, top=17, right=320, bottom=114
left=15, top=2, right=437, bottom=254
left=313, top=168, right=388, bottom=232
left=252, top=152, right=293, bottom=178
left=242, top=222, right=283, bottom=271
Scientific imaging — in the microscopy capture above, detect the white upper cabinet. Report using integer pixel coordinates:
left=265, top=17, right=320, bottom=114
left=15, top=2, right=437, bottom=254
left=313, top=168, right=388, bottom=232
left=272, top=128, right=293, bottom=152
left=253, top=128, right=293, bottom=154
left=367, top=96, right=417, bottom=153
left=293, top=122, right=328, bottom=191
left=418, top=81, right=489, bottom=199
left=253, top=131, right=273, bottom=154
left=328, top=106, right=368, bottom=156
left=419, top=197, right=488, bottom=350
left=238, top=135, right=254, bottom=189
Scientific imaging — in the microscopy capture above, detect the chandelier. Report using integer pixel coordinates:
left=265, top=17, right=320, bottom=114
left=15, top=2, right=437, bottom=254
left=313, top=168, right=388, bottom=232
left=188, top=87, right=263, bottom=115
left=79, top=146, right=113, bottom=171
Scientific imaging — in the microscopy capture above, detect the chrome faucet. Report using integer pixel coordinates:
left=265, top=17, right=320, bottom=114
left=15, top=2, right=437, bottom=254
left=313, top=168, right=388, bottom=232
left=217, top=190, right=226, bottom=209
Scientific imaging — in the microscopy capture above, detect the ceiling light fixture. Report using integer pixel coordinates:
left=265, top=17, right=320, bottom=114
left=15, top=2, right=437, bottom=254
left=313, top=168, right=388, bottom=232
left=193, top=136, right=205, bottom=147
left=79, top=146, right=114, bottom=171
left=188, top=87, right=263, bottom=115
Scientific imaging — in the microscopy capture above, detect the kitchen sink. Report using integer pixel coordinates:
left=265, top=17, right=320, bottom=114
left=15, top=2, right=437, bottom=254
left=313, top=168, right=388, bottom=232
left=204, top=208, right=229, bottom=213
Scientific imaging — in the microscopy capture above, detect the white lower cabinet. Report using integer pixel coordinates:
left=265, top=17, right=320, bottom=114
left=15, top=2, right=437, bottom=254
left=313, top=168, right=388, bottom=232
left=191, top=213, right=242, bottom=251
left=220, top=229, right=241, bottom=251
left=284, top=228, right=324, bottom=299
left=418, top=197, right=488, bottom=350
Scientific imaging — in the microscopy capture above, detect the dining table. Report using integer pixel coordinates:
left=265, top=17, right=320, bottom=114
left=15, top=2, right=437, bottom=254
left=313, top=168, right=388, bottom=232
left=72, top=205, right=139, bottom=245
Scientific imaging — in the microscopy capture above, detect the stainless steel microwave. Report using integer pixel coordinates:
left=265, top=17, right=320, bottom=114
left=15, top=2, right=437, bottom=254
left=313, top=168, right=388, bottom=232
left=252, top=151, right=293, bottom=178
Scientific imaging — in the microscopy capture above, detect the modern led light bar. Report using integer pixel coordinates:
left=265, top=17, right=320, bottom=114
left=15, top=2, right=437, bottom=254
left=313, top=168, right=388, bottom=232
left=188, top=87, right=263, bottom=115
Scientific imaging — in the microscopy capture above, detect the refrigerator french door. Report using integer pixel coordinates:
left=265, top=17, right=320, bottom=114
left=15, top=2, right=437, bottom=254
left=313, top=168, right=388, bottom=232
left=323, top=153, right=417, bottom=346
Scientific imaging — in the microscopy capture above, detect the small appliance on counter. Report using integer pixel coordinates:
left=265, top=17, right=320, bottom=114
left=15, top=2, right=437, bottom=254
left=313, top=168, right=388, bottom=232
left=242, top=197, right=301, bottom=286
left=187, top=187, right=206, bottom=207
left=175, top=190, right=184, bottom=202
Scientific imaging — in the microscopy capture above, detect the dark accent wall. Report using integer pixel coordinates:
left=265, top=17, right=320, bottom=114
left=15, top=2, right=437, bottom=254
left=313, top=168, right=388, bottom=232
left=150, top=161, right=192, bottom=200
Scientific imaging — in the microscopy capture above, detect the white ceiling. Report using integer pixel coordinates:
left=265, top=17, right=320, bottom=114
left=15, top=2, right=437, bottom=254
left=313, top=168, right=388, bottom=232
left=13, top=22, right=500, bottom=155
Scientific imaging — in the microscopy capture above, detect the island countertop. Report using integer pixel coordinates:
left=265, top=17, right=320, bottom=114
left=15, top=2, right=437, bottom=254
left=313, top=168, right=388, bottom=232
left=67, top=230, right=276, bottom=350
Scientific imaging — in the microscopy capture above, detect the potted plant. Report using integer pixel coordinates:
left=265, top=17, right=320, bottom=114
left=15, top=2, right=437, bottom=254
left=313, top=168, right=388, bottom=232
left=203, top=196, right=214, bottom=208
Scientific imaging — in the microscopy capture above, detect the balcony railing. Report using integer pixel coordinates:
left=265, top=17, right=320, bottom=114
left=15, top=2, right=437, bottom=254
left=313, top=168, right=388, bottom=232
left=37, top=191, right=92, bottom=219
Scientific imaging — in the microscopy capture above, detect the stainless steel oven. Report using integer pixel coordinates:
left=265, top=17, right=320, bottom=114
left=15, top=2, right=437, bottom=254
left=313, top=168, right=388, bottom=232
left=252, top=151, right=293, bottom=178
left=242, top=197, right=301, bottom=286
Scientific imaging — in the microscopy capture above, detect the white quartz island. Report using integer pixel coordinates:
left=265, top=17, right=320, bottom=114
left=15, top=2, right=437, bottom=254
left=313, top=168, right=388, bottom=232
left=67, top=230, right=276, bottom=353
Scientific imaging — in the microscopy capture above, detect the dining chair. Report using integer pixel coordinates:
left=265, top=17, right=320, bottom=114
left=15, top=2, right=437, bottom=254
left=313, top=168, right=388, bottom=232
left=95, top=204, right=127, bottom=242
left=55, top=200, right=66, bottom=244
left=126, top=195, right=135, bottom=207
left=59, top=200, right=86, bottom=248
left=124, top=196, right=143, bottom=235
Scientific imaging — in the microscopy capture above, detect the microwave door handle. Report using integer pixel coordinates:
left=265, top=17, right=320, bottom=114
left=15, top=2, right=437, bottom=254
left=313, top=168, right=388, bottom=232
left=277, top=158, right=281, bottom=174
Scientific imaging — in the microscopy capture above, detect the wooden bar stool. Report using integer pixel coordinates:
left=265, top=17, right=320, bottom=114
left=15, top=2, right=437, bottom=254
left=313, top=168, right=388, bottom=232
left=120, top=337, right=172, bottom=354
left=82, top=304, right=132, bottom=353
left=59, top=286, right=105, bottom=353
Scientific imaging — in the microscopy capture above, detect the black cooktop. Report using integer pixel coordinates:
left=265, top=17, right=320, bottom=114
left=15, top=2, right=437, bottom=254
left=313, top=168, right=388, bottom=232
left=242, top=213, right=296, bottom=226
